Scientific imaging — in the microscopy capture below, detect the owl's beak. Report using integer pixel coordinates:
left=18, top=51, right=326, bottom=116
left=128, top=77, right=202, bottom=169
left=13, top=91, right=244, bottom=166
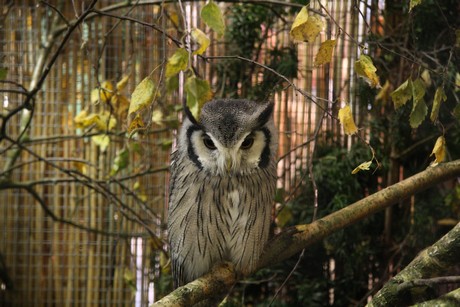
left=226, top=158, right=232, bottom=172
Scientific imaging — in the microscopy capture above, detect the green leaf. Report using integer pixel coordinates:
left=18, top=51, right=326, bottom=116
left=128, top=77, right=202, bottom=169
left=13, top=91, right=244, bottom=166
left=391, top=78, right=412, bottom=109
left=276, top=206, right=293, bottom=228
left=409, top=78, right=427, bottom=128
left=165, top=48, right=189, bottom=78
left=0, top=68, right=8, bottom=81
left=201, top=1, right=225, bottom=38
left=409, top=98, right=427, bottom=129
left=129, top=77, right=157, bottom=115
left=185, top=77, right=213, bottom=119
left=110, top=148, right=130, bottom=176
left=430, top=86, right=447, bottom=122
left=166, top=75, right=179, bottom=94
left=453, top=104, right=460, bottom=121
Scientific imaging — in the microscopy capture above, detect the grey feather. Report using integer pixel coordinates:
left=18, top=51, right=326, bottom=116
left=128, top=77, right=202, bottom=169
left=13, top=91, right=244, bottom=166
left=168, top=99, right=278, bottom=287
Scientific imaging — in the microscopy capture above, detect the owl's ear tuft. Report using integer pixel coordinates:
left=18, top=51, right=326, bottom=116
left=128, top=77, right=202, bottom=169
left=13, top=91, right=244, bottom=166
left=256, top=102, right=274, bottom=127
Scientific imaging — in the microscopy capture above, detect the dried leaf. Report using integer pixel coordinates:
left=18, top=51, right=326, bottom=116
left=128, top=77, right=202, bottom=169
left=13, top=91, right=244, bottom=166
left=116, top=74, right=130, bottom=91
left=74, top=110, right=116, bottom=131
left=127, top=113, right=145, bottom=134
left=430, top=136, right=446, bottom=165
left=391, top=78, right=412, bottom=109
left=375, top=80, right=391, bottom=102
left=91, top=80, right=114, bottom=104
left=314, top=39, right=336, bottom=66
left=201, top=1, right=225, bottom=38
left=165, top=48, right=189, bottom=78
left=354, top=54, right=380, bottom=88
left=290, top=7, right=323, bottom=43
left=338, top=104, right=358, bottom=135
left=191, top=28, right=211, bottom=55
left=129, top=77, right=156, bottom=115
left=352, top=160, right=372, bottom=174
left=430, top=86, right=447, bottom=122
left=185, top=76, right=213, bottom=119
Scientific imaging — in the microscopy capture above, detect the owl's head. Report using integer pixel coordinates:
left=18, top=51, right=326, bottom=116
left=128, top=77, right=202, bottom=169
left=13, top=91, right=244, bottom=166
left=179, top=99, right=277, bottom=176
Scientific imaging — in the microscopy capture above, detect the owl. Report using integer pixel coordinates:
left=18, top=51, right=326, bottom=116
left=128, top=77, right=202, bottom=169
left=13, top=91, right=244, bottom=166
left=168, top=99, right=278, bottom=287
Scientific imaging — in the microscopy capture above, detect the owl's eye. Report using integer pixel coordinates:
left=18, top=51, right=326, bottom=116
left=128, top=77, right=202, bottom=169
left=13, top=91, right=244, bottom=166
left=240, top=136, right=254, bottom=149
left=203, top=135, right=217, bottom=150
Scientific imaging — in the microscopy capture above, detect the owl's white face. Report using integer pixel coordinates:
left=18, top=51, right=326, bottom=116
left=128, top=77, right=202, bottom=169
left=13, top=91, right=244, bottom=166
left=189, top=128, right=269, bottom=176
left=177, top=99, right=277, bottom=177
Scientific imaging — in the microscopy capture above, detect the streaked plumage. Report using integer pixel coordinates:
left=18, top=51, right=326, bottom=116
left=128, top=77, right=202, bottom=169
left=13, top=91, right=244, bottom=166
left=168, top=99, right=278, bottom=287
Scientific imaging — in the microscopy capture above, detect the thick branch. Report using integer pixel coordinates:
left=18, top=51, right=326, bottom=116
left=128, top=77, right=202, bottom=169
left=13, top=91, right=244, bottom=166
left=156, top=160, right=460, bottom=305
left=367, top=222, right=460, bottom=306
left=257, top=160, right=460, bottom=270
left=152, top=263, right=237, bottom=306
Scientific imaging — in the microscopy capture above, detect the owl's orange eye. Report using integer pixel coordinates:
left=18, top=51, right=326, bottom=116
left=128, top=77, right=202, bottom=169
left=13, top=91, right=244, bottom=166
left=203, top=135, right=217, bottom=150
left=241, top=136, right=254, bottom=149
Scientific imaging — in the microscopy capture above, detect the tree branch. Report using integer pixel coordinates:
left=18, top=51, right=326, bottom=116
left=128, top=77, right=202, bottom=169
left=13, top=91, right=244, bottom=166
left=258, top=160, right=460, bottom=270
left=155, top=160, right=460, bottom=305
left=367, top=222, right=460, bottom=306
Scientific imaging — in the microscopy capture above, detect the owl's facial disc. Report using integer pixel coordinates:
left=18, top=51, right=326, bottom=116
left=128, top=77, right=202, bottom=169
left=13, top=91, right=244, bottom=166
left=190, top=129, right=268, bottom=176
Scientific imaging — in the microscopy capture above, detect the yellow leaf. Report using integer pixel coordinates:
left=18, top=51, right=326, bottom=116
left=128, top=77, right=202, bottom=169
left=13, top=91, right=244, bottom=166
left=185, top=77, right=213, bottom=119
left=151, top=109, right=164, bottom=126
left=409, top=0, right=422, bottom=12
left=201, top=1, right=226, bottom=38
left=391, top=78, right=412, bottom=109
left=421, top=69, right=431, bottom=87
left=375, top=80, right=391, bottom=102
left=354, top=54, right=380, bottom=88
left=74, top=110, right=116, bottom=132
left=129, top=77, right=156, bottom=115
left=116, top=75, right=130, bottom=91
left=98, top=111, right=117, bottom=131
left=455, top=72, right=460, bottom=92
left=113, top=94, right=130, bottom=118
left=430, top=86, right=447, bottom=122
left=338, top=105, right=358, bottom=135
left=314, top=39, right=336, bottom=66
left=74, top=109, right=89, bottom=128
left=128, top=113, right=145, bottom=134
left=290, top=7, right=323, bottom=43
left=430, top=136, right=446, bottom=165
left=91, top=80, right=114, bottom=104
left=352, top=160, right=373, bottom=174
left=91, top=135, right=110, bottom=152
left=165, top=48, right=189, bottom=78
left=191, top=28, right=210, bottom=55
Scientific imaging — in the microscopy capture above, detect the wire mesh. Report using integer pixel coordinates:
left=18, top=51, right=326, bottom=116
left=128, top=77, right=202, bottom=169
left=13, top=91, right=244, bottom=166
left=0, top=1, right=377, bottom=306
